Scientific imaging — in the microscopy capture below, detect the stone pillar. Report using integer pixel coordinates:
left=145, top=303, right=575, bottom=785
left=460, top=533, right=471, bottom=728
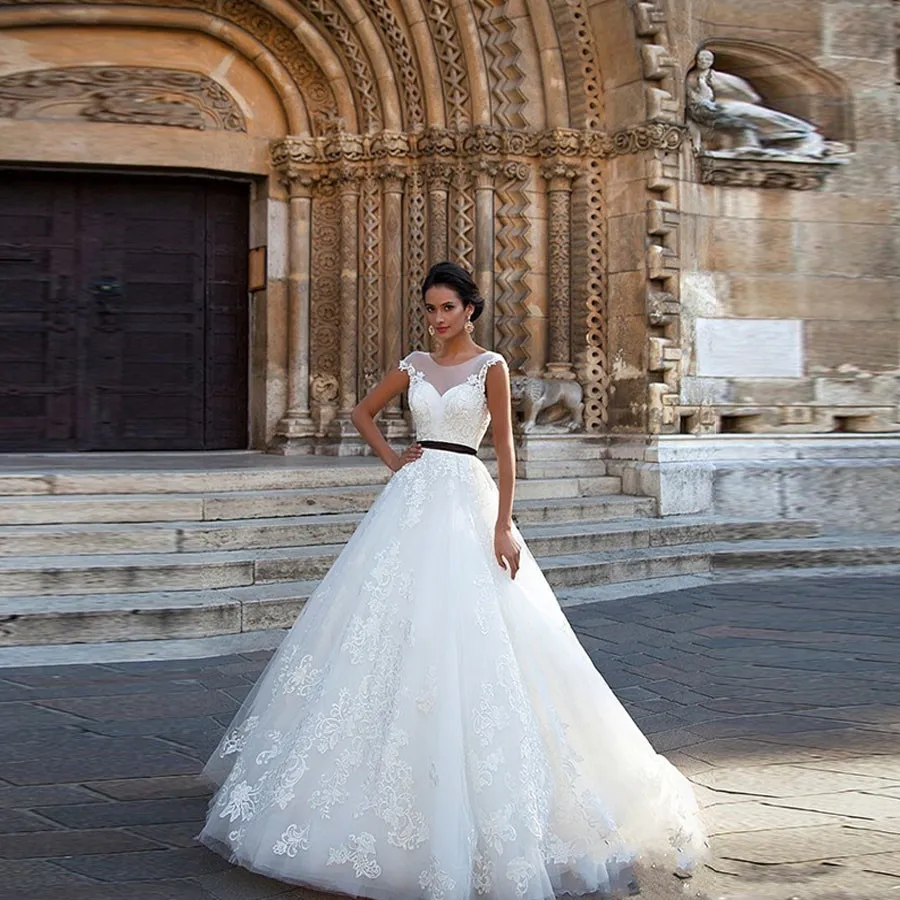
left=542, top=161, right=577, bottom=379
left=272, top=168, right=316, bottom=451
left=329, top=168, right=361, bottom=436
left=473, top=161, right=496, bottom=349
left=426, top=161, right=451, bottom=264
left=379, top=164, right=409, bottom=438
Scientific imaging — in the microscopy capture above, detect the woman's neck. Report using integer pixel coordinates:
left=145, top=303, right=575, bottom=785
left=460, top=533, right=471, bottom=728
left=435, top=334, right=480, bottom=360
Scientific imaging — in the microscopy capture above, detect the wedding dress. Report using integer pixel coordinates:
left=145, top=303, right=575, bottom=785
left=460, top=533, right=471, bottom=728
left=199, top=350, right=707, bottom=899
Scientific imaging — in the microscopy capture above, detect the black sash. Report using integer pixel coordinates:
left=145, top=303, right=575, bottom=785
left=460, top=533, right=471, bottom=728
left=418, top=440, right=477, bottom=456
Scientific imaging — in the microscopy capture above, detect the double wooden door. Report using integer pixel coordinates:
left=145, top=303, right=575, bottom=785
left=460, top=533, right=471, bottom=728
left=0, top=171, right=249, bottom=451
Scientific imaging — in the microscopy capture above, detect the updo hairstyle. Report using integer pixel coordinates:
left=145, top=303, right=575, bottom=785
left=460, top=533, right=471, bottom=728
left=421, top=261, right=485, bottom=322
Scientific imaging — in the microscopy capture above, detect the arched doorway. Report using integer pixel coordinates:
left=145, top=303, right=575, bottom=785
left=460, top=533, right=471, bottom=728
left=0, top=168, right=249, bottom=450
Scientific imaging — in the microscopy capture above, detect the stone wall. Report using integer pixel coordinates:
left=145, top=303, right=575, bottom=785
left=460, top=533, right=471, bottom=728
left=672, top=0, right=900, bottom=436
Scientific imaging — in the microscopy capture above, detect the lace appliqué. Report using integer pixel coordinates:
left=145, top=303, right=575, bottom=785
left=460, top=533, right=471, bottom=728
left=273, top=823, right=310, bottom=857
left=327, top=832, right=382, bottom=879
left=418, top=856, right=456, bottom=900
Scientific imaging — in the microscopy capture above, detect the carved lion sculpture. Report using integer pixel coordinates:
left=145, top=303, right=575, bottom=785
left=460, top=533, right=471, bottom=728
left=509, top=375, right=584, bottom=432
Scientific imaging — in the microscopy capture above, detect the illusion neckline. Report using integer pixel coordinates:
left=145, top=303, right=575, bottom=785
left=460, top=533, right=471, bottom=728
left=427, top=350, right=491, bottom=369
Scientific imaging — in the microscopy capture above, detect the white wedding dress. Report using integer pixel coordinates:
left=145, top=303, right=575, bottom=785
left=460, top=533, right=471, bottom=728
left=199, top=350, right=707, bottom=899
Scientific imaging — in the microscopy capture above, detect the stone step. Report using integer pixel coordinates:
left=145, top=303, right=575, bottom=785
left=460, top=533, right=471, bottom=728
left=0, top=518, right=823, bottom=596
left=512, top=495, right=657, bottom=524
left=541, top=533, right=900, bottom=589
left=0, top=454, right=607, bottom=497
left=0, top=511, right=814, bottom=558
left=0, top=463, right=391, bottom=497
left=0, top=474, right=623, bottom=526
left=4, top=532, right=897, bottom=648
left=0, top=496, right=662, bottom=555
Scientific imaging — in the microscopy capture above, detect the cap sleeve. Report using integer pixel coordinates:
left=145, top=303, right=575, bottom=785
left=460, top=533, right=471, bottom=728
left=476, top=352, right=507, bottom=390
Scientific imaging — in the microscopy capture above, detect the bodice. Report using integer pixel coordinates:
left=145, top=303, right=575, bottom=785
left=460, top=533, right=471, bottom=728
left=399, top=351, right=506, bottom=450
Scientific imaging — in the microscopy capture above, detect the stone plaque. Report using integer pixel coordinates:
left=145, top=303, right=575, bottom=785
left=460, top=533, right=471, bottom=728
left=696, top=319, right=803, bottom=378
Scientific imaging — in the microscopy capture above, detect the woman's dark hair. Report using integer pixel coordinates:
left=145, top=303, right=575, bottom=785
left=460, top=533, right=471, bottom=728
left=421, top=261, right=485, bottom=322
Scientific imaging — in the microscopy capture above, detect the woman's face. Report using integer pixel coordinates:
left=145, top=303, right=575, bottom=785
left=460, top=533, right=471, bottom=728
left=424, top=285, right=472, bottom=340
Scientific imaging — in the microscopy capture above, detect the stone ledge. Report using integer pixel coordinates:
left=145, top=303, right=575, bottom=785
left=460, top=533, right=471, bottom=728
left=696, top=153, right=849, bottom=190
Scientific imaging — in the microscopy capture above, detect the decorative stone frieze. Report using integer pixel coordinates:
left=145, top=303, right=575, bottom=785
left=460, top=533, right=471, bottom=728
left=696, top=155, right=848, bottom=190
left=0, top=66, right=246, bottom=131
left=269, top=123, right=687, bottom=172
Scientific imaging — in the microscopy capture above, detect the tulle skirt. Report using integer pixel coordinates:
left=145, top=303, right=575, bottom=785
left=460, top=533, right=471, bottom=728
left=198, top=449, right=707, bottom=899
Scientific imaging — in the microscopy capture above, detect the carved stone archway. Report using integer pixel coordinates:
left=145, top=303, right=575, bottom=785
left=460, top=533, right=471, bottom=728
left=0, top=0, right=688, bottom=450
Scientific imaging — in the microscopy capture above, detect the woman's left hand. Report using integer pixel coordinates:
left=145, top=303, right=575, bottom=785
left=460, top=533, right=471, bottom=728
left=494, top=524, right=521, bottom=579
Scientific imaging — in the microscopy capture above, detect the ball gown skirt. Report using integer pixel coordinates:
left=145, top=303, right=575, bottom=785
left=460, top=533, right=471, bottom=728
left=198, top=352, right=707, bottom=900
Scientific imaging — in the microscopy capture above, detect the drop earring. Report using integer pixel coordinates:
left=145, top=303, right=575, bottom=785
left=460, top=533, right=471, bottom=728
left=428, top=325, right=436, bottom=336
left=465, top=319, right=474, bottom=334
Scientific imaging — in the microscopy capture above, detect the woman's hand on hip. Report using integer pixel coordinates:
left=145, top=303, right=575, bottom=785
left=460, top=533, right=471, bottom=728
left=391, top=442, right=423, bottom=472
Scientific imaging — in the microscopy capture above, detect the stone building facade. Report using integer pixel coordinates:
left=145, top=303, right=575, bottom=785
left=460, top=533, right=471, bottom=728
left=0, top=1, right=897, bottom=520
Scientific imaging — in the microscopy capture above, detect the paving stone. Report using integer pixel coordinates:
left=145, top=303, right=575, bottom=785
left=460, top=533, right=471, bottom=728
left=0, top=809, right=60, bottom=834
left=0, top=826, right=164, bottom=858
left=36, top=690, right=240, bottom=721
left=37, top=797, right=209, bottom=829
left=54, top=846, right=232, bottom=881
left=766, top=791, right=900, bottom=820
left=0, top=858, right=98, bottom=888
left=703, top=799, right=847, bottom=834
left=0, top=784, right=106, bottom=809
left=0, top=744, right=200, bottom=785
left=85, top=774, right=210, bottom=801
left=128, top=821, right=206, bottom=849
left=694, top=764, right=898, bottom=798
left=715, top=824, right=899, bottom=864
left=24, top=878, right=219, bottom=900
left=856, top=852, right=900, bottom=879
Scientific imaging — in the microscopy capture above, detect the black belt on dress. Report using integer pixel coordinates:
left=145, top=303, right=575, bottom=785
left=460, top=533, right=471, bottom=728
left=418, top=440, right=477, bottom=456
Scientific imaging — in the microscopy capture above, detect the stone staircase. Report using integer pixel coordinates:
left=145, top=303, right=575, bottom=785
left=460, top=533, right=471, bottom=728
left=1, top=448, right=898, bottom=650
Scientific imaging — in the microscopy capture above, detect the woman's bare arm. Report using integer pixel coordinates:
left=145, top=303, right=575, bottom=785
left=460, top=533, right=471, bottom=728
left=351, top=367, right=411, bottom=472
left=485, top=361, right=521, bottom=577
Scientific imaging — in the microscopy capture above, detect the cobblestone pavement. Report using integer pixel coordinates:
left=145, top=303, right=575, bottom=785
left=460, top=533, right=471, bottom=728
left=0, top=574, right=898, bottom=900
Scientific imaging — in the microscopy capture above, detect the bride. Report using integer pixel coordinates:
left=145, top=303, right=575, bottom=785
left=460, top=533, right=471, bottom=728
left=198, top=262, right=707, bottom=899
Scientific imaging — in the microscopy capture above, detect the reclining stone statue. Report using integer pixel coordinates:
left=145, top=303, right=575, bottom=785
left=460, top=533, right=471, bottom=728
left=686, top=49, right=827, bottom=159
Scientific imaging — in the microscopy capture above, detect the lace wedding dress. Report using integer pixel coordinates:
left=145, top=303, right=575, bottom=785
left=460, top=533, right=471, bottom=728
left=199, top=350, right=707, bottom=899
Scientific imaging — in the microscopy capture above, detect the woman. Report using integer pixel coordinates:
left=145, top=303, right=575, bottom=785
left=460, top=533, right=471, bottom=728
left=198, top=262, right=707, bottom=899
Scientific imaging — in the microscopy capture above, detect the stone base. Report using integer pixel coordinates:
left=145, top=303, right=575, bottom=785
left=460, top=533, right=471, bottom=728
left=607, top=433, right=900, bottom=531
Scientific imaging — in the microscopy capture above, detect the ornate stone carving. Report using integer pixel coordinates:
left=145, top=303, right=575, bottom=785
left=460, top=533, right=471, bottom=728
left=425, top=0, right=470, bottom=129
left=0, top=0, right=336, bottom=131
left=697, top=155, right=846, bottom=190
left=405, top=169, right=428, bottom=352
left=271, top=124, right=685, bottom=172
left=494, top=161, right=531, bottom=373
left=360, top=175, right=382, bottom=395
left=358, top=0, right=425, bottom=129
left=450, top=164, right=475, bottom=271
left=426, top=161, right=452, bottom=264
left=0, top=66, right=246, bottom=131
left=542, top=161, right=577, bottom=378
left=546, top=0, right=604, bottom=129
left=305, top=0, right=381, bottom=133
left=309, top=195, right=342, bottom=434
left=510, top=375, right=584, bottom=432
left=686, top=50, right=831, bottom=160
left=572, top=159, right=609, bottom=430
left=473, top=0, right=527, bottom=129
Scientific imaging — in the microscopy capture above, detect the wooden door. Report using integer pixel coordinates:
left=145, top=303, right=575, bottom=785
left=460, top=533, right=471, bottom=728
left=0, top=172, right=249, bottom=451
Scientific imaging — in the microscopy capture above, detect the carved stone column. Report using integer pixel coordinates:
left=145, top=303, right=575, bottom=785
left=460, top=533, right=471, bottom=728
left=329, top=168, right=362, bottom=436
left=426, top=161, right=451, bottom=264
left=272, top=168, right=316, bottom=451
left=472, top=160, right=497, bottom=349
left=379, top=164, right=408, bottom=438
left=542, top=161, right=577, bottom=379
